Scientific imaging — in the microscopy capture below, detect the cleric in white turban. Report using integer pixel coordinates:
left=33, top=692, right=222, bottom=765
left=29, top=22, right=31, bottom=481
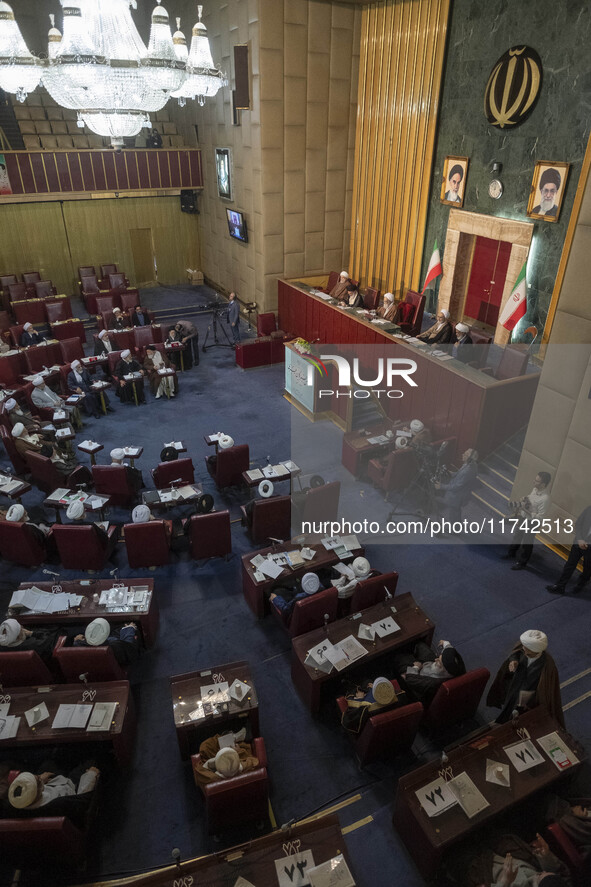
left=417, top=307, right=454, bottom=345
left=114, top=349, right=145, bottom=404
left=487, top=629, right=563, bottom=727
left=329, top=270, right=350, bottom=301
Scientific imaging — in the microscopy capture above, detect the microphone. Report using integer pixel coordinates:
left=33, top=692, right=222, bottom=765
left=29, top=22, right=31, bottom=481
left=169, top=478, right=183, bottom=487
left=383, top=585, right=392, bottom=600
left=171, top=848, right=181, bottom=870
left=79, top=673, right=88, bottom=685
left=43, top=568, right=59, bottom=578
left=268, top=537, right=283, bottom=545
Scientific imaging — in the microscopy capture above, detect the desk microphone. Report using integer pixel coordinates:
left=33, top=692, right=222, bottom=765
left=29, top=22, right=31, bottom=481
left=171, top=848, right=181, bottom=869
left=268, top=537, right=284, bottom=545
left=383, top=585, right=392, bottom=600
left=169, top=478, right=183, bottom=487
left=79, top=673, right=88, bottom=685
left=43, top=568, right=59, bottom=578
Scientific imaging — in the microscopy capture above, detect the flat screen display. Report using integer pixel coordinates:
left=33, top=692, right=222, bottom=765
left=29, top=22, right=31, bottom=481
left=226, top=209, right=248, bottom=243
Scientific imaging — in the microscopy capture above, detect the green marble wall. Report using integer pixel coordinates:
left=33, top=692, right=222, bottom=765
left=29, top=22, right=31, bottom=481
left=422, top=0, right=591, bottom=339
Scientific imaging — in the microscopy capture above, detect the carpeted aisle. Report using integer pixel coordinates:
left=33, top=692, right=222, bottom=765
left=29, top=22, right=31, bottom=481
left=0, top=285, right=589, bottom=887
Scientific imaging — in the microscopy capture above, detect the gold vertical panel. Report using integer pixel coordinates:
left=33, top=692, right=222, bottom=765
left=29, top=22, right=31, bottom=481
left=350, top=0, right=450, bottom=297
left=0, top=202, right=73, bottom=293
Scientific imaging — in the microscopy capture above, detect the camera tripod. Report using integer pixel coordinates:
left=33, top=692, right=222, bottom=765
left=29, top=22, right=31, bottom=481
left=202, top=309, right=234, bottom=352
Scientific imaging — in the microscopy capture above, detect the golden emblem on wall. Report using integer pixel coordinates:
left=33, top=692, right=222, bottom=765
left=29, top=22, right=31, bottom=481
left=484, top=46, right=542, bottom=128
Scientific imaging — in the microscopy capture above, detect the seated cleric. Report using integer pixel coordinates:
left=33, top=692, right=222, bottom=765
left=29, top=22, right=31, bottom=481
left=393, top=639, right=465, bottom=704
left=417, top=309, right=453, bottom=345
left=4, top=764, right=99, bottom=817
left=72, top=617, right=140, bottom=667
left=269, top=571, right=323, bottom=625
left=192, top=732, right=259, bottom=787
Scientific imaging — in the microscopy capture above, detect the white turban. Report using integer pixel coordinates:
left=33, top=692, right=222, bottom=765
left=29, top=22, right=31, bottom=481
left=440, top=309, right=450, bottom=319
left=113, top=307, right=121, bottom=314
left=132, top=504, right=151, bottom=523
left=98, top=329, right=109, bottom=340
left=4, top=398, right=17, bottom=410
left=110, top=448, right=125, bottom=461
left=301, top=572, right=320, bottom=595
left=71, top=360, right=82, bottom=370
left=11, top=423, right=24, bottom=438
left=456, top=322, right=470, bottom=334
left=121, top=349, right=131, bottom=359
left=340, top=270, right=349, bottom=279
left=6, top=504, right=25, bottom=522
left=384, top=292, right=394, bottom=302
left=410, top=419, right=425, bottom=434
left=371, top=677, right=396, bottom=705
left=8, top=772, right=38, bottom=808
left=213, top=747, right=242, bottom=778
left=85, top=618, right=110, bottom=646
left=352, top=557, right=370, bottom=578
left=32, top=375, right=44, bottom=387
left=219, top=434, right=234, bottom=449
left=66, top=500, right=85, bottom=520
left=0, top=619, right=22, bottom=647
left=520, top=630, right=548, bottom=653
left=23, top=323, right=33, bottom=331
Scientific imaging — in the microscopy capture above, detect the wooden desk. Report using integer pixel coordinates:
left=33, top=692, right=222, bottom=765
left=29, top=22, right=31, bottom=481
left=0, top=471, right=32, bottom=501
left=77, top=440, right=104, bottom=465
left=291, top=593, right=434, bottom=714
left=0, top=351, right=26, bottom=386
left=170, top=660, right=259, bottom=760
left=0, top=680, right=135, bottom=765
left=392, top=707, right=585, bottom=878
left=143, top=482, right=203, bottom=511
left=341, top=421, right=400, bottom=477
left=11, top=578, right=158, bottom=647
left=50, top=318, right=86, bottom=343
left=241, top=539, right=365, bottom=619
left=44, top=489, right=110, bottom=522
left=91, top=813, right=354, bottom=887
left=278, top=279, right=540, bottom=458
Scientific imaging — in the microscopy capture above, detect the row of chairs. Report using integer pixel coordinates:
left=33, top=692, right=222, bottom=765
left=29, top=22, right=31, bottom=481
left=0, top=511, right=232, bottom=571
left=1, top=277, right=58, bottom=303
left=0, top=632, right=128, bottom=687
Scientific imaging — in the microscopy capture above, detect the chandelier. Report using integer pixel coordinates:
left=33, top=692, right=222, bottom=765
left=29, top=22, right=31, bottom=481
left=0, top=1, right=226, bottom=147
left=171, top=5, right=227, bottom=108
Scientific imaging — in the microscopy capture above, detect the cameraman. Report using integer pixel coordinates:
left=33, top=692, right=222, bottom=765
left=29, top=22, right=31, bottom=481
left=227, top=291, right=241, bottom=344
left=502, top=472, right=551, bottom=571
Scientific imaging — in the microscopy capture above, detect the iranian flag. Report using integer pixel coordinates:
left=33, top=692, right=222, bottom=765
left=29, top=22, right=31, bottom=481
left=421, top=240, right=443, bottom=293
left=499, top=260, right=527, bottom=330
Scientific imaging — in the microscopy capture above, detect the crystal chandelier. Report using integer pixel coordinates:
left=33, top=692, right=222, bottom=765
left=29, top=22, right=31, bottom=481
left=171, top=5, right=227, bottom=107
left=0, top=1, right=226, bottom=148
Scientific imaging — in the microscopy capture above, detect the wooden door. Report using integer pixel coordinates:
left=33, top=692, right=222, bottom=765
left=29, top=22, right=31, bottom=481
left=129, top=228, right=157, bottom=286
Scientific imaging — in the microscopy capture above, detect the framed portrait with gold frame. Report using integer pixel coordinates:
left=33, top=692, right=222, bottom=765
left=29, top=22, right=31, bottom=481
left=527, top=161, right=569, bottom=222
left=440, top=156, right=469, bottom=207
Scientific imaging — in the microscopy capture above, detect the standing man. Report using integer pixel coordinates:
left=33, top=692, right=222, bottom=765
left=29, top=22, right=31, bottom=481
left=227, top=292, right=241, bottom=345
left=503, top=472, right=552, bottom=571
left=434, top=448, right=478, bottom=522
left=546, top=504, right=591, bottom=595
left=174, top=319, right=199, bottom=366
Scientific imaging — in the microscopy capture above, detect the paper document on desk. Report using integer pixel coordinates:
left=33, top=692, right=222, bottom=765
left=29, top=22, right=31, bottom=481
left=25, top=702, right=49, bottom=727
left=305, top=640, right=337, bottom=671
left=275, top=851, right=316, bottom=887
left=537, top=732, right=579, bottom=770
left=335, top=635, right=367, bottom=664
left=448, top=772, right=490, bottom=819
left=0, top=478, right=22, bottom=492
left=321, top=536, right=342, bottom=550
left=0, top=716, right=20, bottom=740
left=339, top=535, right=360, bottom=552
left=52, top=703, right=92, bottom=729
left=245, top=469, right=263, bottom=481
left=503, top=739, right=545, bottom=772
left=9, top=587, right=56, bottom=613
left=371, top=616, right=400, bottom=637
left=51, top=487, right=71, bottom=500
left=358, top=624, right=375, bottom=642
left=201, top=683, right=230, bottom=705
left=415, top=777, right=457, bottom=816
left=177, top=485, right=196, bottom=500
left=188, top=703, right=205, bottom=721
left=258, top=558, right=284, bottom=579
left=262, top=465, right=277, bottom=478
left=308, top=854, right=355, bottom=887
left=285, top=550, right=305, bottom=568
left=53, top=410, right=67, bottom=421
left=87, top=702, right=117, bottom=732
left=281, top=460, right=299, bottom=472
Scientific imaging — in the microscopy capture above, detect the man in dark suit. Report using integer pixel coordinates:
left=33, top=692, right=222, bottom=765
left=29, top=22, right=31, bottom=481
left=132, top=305, right=151, bottom=326
left=547, top=504, right=591, bottom=595
left=19, top=322, right=45, bottom=347
left=67, top=359, right=112, bottom=417
left=434, top=448, right=478, bottom=522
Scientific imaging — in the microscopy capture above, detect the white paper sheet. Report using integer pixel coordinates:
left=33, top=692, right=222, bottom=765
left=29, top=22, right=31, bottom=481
left=415, top=777, right=457, bottom=817
left=504, top=739, right=545, bottom=772
left=52, top=703, right=92, bottom=730
left=308, top=855, right=355, bottom=887
left=537, top=732, right=579, bottom=770
left=370, top=616, right=401, bottom=638
left=275, top=850, right=315, bottom=887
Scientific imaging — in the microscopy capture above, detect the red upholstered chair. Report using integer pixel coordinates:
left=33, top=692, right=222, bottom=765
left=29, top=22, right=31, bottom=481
left=188, top=511, right=232, bottom=561
left=0, top=273, right=17, bottom=292
left=34, top=280, right=57, bottom=299
left=0, top=309, right=12, bottom=331
left=59, top=337, right=85, bottom=364
left=152, top=457, right=194, bottom=488
left=234, top=339, right=273, bottom=369
left=9, top=323, right=25, bottom=347
left=22, top=271, right=41, bottom=286
left=124, top=520, right=171, bottom=569
left=81, top=274, right=101, bottom=313
left=367, top=448, right=417, bottom=497
left=96, top=293, right=120, bottom=314
left=100, top=263, right=118, bottom=280
left=45, top=299, right=72, bottom=324
left=92, top=464, right=138, bottom=506
left=481, top=345, right=529, bottom=380
left=300, top=480, right=340, bottom=526
left=0, top=816, right=89, bottom=869
left=0, top=649, right=54, bottom=685
left=192, top=736, right=269, bottom=835
left=78, top=265, right=96, bottom=281
left=0, top=425, right=29, bottom=475
left=241, top=495, right=291, bottom=546
left=324, top=270, right=339, bottom=293
left=107, top=349, right=124, bottom=377
left=59, top=362, right=72, bottom=395
left=464, top=327, right=492, bottom=368
left=8, top=283, right=27, bottom=302
left=108, top=272, right=128, bottom=291
left=420, top=667, right=490, bottom=734
left=350, top=571, right=399, bottom=612
left=51, top=523, right=118, bottom=571
left=545, top=823, right=587, bottom=885
left=24, top=451, right=91, bottom=495
left=24, top=346, right=58, bottom=377
left=121, top=291, right=140, bottom=313
left=133, top=323, right=159, bottom=357
left=336, top=693, right=423, bottom=766
left=53, top=635, right=126, bottom=681
left=257, top=312, right=277, bottom=336
left=205, top=443, right=250, bottom=489
left=363, top=286, right=380, bottom=310
left=0, top=520, right=50, bottom=566
left=272, top=586, right=339, bottom=638
left=396, top=290, right=425, bottom=336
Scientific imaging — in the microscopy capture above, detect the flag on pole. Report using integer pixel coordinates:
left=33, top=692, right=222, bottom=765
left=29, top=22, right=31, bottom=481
left=421, top=240, right=443, bottom=293
left=499, top=260, right=527, bottom=330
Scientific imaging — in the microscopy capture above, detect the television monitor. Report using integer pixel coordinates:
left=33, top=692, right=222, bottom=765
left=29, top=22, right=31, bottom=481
left=226, top=208, right=248, bottom=243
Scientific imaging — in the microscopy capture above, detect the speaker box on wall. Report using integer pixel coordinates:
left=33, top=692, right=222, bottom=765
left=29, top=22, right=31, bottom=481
left=180, top=190, right=199, bottom=214
left=233, top=44, right=249, bottom=110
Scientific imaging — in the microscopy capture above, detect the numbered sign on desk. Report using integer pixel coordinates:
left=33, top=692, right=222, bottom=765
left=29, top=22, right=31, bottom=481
left=275, top=850, right=315, bottom=887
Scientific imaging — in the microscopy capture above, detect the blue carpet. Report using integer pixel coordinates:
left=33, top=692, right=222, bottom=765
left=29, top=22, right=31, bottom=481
left=1, top=285, right=590, bottom=886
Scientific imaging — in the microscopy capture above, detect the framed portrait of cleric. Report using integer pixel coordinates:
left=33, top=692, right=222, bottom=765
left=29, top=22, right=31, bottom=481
left=527, top=161, right=569, bottom=222
left=215, top=147, right=232, bottom=200
left=440, top=156, right=469, bottom=207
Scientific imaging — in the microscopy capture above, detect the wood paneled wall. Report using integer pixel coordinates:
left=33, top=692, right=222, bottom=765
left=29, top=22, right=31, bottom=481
left=0, top=197, right=200, bottom=294
left=349, top=0, right=450, bottom=297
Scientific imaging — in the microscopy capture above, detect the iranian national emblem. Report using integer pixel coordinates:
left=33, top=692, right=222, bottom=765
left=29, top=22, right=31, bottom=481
left=484, top=46, right=542, bottom=128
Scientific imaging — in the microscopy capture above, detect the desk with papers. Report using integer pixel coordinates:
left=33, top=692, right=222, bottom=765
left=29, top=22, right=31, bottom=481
left=291, top=593, right=434, bottom=713
left=8, top=578, right=158, bottom=646
left=0, top=681, right=134, bottom=765
left=242, top=459, right=302, bottom=491
left=44, top=488, right=110, bottom=522
left=143, top=482, right=202, bottom=510
left=242, top=536, right=365, bottom=618
left=392, top=707, right=585, bottom=878
left=0, top=471, right=31, bottom=501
